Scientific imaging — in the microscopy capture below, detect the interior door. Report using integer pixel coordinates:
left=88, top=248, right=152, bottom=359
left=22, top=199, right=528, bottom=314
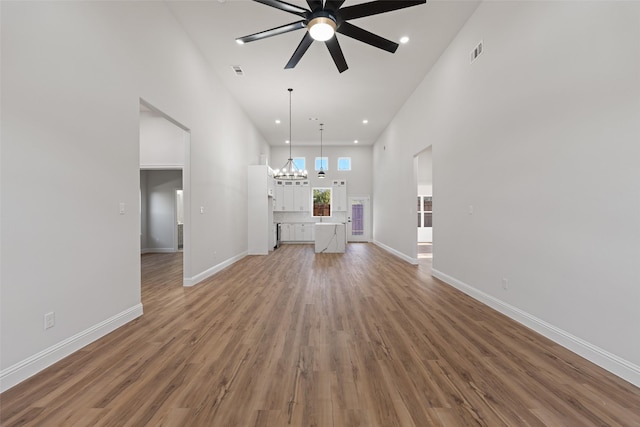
left=347, top=196, right=370, bottom=242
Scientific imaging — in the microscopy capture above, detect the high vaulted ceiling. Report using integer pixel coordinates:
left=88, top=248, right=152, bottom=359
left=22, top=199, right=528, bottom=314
left=166, top=0, right=480, bottom=146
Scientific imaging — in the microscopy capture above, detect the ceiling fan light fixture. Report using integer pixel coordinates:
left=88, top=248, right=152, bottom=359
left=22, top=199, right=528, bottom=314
left=308, top=16, right=336, bottom=42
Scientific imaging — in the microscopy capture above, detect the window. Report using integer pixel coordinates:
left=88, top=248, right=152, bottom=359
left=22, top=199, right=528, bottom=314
left=337, top=157, right=351, bottom=171
left=315, top=157, right=328, bottom=171
left=312, top=187, right=331, bottom=217
left=293, top=157, right=305, bottom=171
left=418, top=196, right=432, bottom=228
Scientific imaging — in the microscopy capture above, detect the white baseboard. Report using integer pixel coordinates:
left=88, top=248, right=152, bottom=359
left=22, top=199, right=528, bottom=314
left=183, top=251, right=247, bottom=287
left=431, top=269, right=640, bottom=388
left=0, top=303, right=143, bottom=393
left=373, top=240, right=418, bottom=265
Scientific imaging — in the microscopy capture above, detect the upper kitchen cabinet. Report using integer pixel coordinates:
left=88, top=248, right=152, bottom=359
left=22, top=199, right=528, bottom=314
left=274, top=179, right=310, bottom=212
left=332, top=180, right=347, bottom=211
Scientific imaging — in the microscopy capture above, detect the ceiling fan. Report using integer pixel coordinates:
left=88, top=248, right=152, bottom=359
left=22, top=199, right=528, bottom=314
left=236, top=0, right=427, bottom=73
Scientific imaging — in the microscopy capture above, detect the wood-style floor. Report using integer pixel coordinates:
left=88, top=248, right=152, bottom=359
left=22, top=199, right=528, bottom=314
left=2, top=244, right=639, bottom=426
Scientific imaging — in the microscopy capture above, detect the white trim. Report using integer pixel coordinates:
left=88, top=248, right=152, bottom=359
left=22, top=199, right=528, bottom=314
left=0, top=304, right=143, bottom=393
left=373, top=240, right=418, bottom=265
left=431, top=269, right=640, bottom=388
left=139, top=164, right=184, bottom=170
left=183, top=251, right=247, bottom=287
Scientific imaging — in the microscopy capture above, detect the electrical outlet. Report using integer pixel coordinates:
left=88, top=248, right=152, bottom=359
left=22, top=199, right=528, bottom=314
left=44, top=312, right=55, bottom=329
left=502, top=278, right=508, bottom=290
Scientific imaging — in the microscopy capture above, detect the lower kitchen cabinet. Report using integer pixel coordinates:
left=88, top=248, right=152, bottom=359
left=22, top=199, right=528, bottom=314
left=279, top=223, right=314, bottom=242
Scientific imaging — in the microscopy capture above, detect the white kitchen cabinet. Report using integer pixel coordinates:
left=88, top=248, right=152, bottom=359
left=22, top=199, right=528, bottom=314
left=294, top=223, right=314, bottom=241
left=274, top=181, right=285, bottom=211
left=280, top=223, right=293, bottom=241
left=283, top=181, right=295, bottom=211
left=332, top=180, right=347, bottom=211
left=293, top=181, right=310, bottom=212
left=275, top=180, right=310, bottom=212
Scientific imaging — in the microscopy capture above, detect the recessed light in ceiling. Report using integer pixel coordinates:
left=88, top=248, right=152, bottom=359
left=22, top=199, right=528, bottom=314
left=400, top=36, right=410, bottom=44
left=275, top=119, right=281, bottom=124
left=285, top=140, right=290, bottom=144
left=362, top=119, right=368, bottom=124
left=354, top=140, right=359, bottom=144
left=309, top=117, right=319, bottom=121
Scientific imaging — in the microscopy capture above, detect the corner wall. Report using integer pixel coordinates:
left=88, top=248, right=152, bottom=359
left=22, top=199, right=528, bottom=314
left=0, top=1, right=269, bottom=391
left=372, top=1, right=640, bottom=385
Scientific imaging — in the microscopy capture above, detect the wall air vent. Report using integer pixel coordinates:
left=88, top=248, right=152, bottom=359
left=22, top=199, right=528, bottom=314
left=470, top=41, right=483, bottom=64
left=231, top=65, right=244, bottom=76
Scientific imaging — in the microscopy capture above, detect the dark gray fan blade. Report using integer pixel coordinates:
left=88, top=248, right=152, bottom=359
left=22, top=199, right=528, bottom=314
left=325, top=36, right=348, bottom=73
left=254, top=0, right=309, bottom=17
left=237, top=21, right=305, bottom=44
left=306, top=0, right=323, bottom=11
left=325, top=0, right=346, bottom=12
left=337, top=21, right=398, bottom=53
left=285, top=32, right=314, bottom=69
left=339, top=0, right=426, bottom=20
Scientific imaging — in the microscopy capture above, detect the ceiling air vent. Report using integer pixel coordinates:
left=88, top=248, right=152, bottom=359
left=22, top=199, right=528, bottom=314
left=470, top=41, right=483, bottom=64
left=231, top=65, right=244, bottom=76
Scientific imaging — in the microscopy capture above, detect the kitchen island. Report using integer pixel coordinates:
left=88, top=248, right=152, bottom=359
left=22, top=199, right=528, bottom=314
left=314, top=223, right=346, bottom=253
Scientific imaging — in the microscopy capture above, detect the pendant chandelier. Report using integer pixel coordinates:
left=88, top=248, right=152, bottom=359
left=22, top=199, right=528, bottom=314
left=317, top=123, right=326, bottom=179
left=274, top=88, right=307, bottom=180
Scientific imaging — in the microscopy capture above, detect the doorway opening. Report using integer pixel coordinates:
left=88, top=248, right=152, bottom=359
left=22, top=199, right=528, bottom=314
left=415, top=146, right=432, bottom=263
left=139, top=99, right=191, bottom=286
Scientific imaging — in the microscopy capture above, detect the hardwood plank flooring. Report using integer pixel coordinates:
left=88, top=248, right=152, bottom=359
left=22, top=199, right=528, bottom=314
left=2, top=244, right=639, bottom=426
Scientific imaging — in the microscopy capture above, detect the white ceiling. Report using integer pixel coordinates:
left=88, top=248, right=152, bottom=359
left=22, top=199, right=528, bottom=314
left=166, top=0, right=480, bottom=146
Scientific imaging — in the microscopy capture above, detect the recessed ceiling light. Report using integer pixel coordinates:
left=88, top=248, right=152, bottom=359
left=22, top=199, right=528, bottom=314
left=362, top=119, right=368, bottom=124
left=354, top=140, right=359, bottom=144
left=275, top=119, right=281, bottom=124
left=285, top=140, right=290, bottom=144
left=309, top=117, right=319, bottom=121
left=400, top=36, right=410, bottom=44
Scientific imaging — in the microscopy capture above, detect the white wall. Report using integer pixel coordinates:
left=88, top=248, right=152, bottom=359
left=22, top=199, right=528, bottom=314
left=373, top=2, right=640, bottom=385
left=139, top=112, right=186, bottom=168
left=0, top=1, right=269, bottom=391
left=141, top=170, right=183, bottom=253
left=271, top=145, right=373, bottom=196
left=417, top=145, right=433, bottom=195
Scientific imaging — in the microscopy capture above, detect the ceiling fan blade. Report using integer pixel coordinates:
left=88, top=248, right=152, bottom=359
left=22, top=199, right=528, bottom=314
left=306, top=0, right=323, bottom=11
left=325, top=37, right=348, bottom=73
left=324, top=0, right=346, bottom=12
left=253, top=0, right=309, bottom=18
left=285, top=32, right=314, bottom=69
left=339, top=0, right=426, bottom=20
left=237, top=21, right=305, bottom=44
left=337, top=22, right=398, bottom=53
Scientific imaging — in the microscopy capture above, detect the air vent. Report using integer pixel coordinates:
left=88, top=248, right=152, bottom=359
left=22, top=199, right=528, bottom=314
left=231, top=65, right=244, bottom=76
left=470, top=41, right=483, bottom=63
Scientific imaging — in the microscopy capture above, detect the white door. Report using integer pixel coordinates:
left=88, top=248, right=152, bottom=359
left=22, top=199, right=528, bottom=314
left=347, top=196, right=370, bottom=242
